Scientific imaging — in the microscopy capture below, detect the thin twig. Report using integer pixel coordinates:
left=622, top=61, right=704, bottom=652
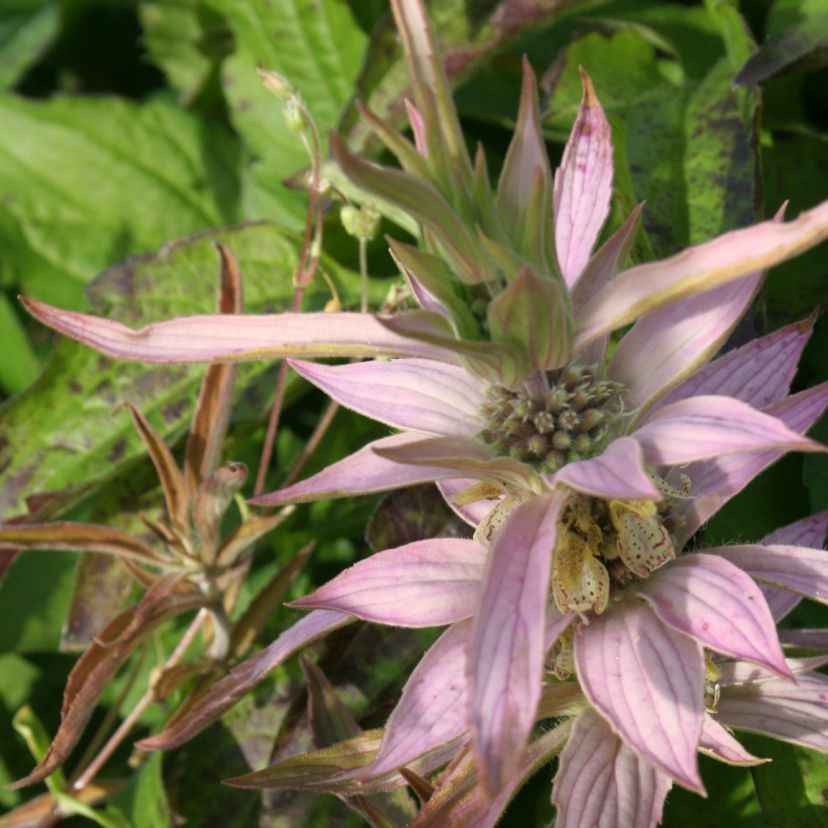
left=281, top=399, right=340, bottom=488
left=69, top=609, right=209, bottom=794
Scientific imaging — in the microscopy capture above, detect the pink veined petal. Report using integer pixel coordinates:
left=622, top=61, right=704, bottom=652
left=699, top=715, right=768, bottom=766
left=437, top=478, right=501, bottom=528
left=758, top=513, right=828, bottom=620
left=374, top=435, right=543, bottom=493
left=22, top=300, right=460, bottom=364
left=288, top=538, right=486, bottom=627
left=365, top=620, right=471, bottom=779
left=288, top=358, right=485, bottom=437
left=575, top=199, right=828, bottom=350
left=632, top=395, right=823, bottom=466
left=468, top=491, right=567, bottom=795
left=550, top=437, right=661, bottom=500
left=668, top=382, right=828, bottom=546
left=710, top=544, right=828, bottom=610
left=718, top=655, right=828, bottom=687
left=777, top=629, right=828, bottom=651
left=635, top=553, right=792, bottom=678
left=553, top=68, right=614, bottom=288
left=250, top=433, right=459, bottom=506
left=610, top=272, right=761, bottom=419
left=138, top=609, right=352, bottom=751
left=654, top=314, right=815, bottom=413
left=552, top=708, right=672, bottom=828
left=546, top=606, right=576, bottom=651
left=574, top=599, right=706, bottom=793
left=716, top=671, right=828, bottom=753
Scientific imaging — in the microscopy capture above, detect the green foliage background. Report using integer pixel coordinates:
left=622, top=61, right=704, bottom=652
left=1, top=0, right=828, bottom=824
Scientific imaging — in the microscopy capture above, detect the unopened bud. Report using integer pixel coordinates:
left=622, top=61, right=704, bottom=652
left=257, top=67, right=291, bottom=99
left=340, top=203, right=381, bottom=241
left=284, top=95, right=305, bottom=135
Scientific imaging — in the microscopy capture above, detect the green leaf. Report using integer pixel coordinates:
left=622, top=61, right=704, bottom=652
left=115, top=752, right=172, bottom=828
left=204, top=0, right=367, bottom=225
left=0, top=0, right=59, bottom=90
left=139, top=0, right=231, bottom=101
left=0, top=94, right=242, bottom=307
left=0, top=291, right=40, bottom=394
left=0, top=221, right=364, bottom=522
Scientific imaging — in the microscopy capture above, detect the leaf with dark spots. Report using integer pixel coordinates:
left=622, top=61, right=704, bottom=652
left=736, top=8, right=828, bottom=85
left=0, top=222, right=366, bottom=524
left=339, top=0, right=602, bottom=157
left=59, top=554, right=134, bottom=653
left=8, top=576, right=208, bottom=789
left=366, top=484, right=468, bottom=554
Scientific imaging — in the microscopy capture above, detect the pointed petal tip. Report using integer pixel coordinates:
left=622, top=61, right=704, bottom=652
left=578, top=65, right=598, bottom=105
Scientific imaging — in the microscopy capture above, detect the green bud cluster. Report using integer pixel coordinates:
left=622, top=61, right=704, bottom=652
left=478, top=364, right=624, bottom=472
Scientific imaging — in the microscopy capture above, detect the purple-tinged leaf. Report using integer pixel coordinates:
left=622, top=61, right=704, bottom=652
left=553, top=68, right=613, bottom=288
left=763, top=510, right=828, bottom=546
left=716, top=671, right=828, bottom=753
left=356, top=100, right=430, bottom=179
left=184, top=243, right=242, bottom=492
left=636, top=553, right=791, bottom=677
left=633, top=395, right=824, bottom=466
left=550, top=437, right=661, bottom=500
left=22, top=298, right=459, bottom=364
left=553, top=708, right=672, bottom=828
left=302, top=657, right=362, bottom=748
left=366, top=620, right=471, bottom=778
left=718, top=655, right=828, bottom=687
left=126, top=403, right=190, bottom=535
left=288, top=358, right=484, bottom=437
left=289, top=539, right=485, bottom=627
left=710, top=544, right=828, bottom=610
left=777, top=629, right=828, bottom=651
left=9, top=577, right=207, bottom=788
left=487, top=267, right=571, bottom=372
left=574, top=600, right=705, bottom=792
left=251, top=433, right=461, bottom=507
left=468, top=491, right=566, bottom=795
left=0, top=521, right=167, bottom=565
left=654, top=314, right=815, bottom=414
left=412, top=725, right=572, bottom=828
left=497, top=58, right=553, bottom=241
left=575, top=198, right=828, bottom=349
left=669, top=382, right=828, bottom=545
left=373, top=435, right=543, bottom=492
left=699, top=715, right=767, bottom=766
left=215, top=508, right=295, bottom=568
left=138, top=610, right=352, bottom=751
left=611, top=274, right=761, bottom=419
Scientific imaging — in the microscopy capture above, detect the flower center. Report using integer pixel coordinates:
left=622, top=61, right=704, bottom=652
left=478, top=364, right=624, bottom=473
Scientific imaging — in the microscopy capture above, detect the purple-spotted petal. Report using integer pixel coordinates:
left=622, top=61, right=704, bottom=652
left=574, top=600, right=705, bottom=792
left=365, top=620, right=470, bottom=778
left=251, top=433, right=457, bottom=506
left=289, top=538, right=485, bottom=627
left=468, top=491, right=567, bottom=795
left=553, top=708, right=672, bottom=828
left=710, top=544, right=828, bottom=610
left=610, top=273, right=761, bottom=418
left=550, top=437, right=661, bottom=500
left=635, top=553, right=791, bottom=677
left=22, top=300, right=459, bottom=364
left=668, top=382, right=828, bottom=546
left=655, top=314, right=815, bottom=412
left=575, top=198, right=828, bottom=349
left=633, top=395, right=823, bottom=466
left=553, top=69, right=613, bottom=288
left=288, top=358, right=484, bottom=436
left=717, top=671, right=828, bottom=753
left=699, top=715, right=767, bottom=765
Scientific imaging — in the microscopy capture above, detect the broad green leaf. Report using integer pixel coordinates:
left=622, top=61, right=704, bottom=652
left=0, top=94, right=242, bottom=308
left=0, top=0, right=59, bottom=90
left=203, top=0, right=367, bottom=225
left=115, top=752, right=172, bottom=828
left=0, top=292, right=40, bottom=394
left=139, top=0, right=231, bottom=100
left=0, top=221, right=366, bottom=523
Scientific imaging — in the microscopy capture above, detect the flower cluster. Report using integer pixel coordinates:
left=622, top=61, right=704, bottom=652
left=18, top=0, right=828, bottom=824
